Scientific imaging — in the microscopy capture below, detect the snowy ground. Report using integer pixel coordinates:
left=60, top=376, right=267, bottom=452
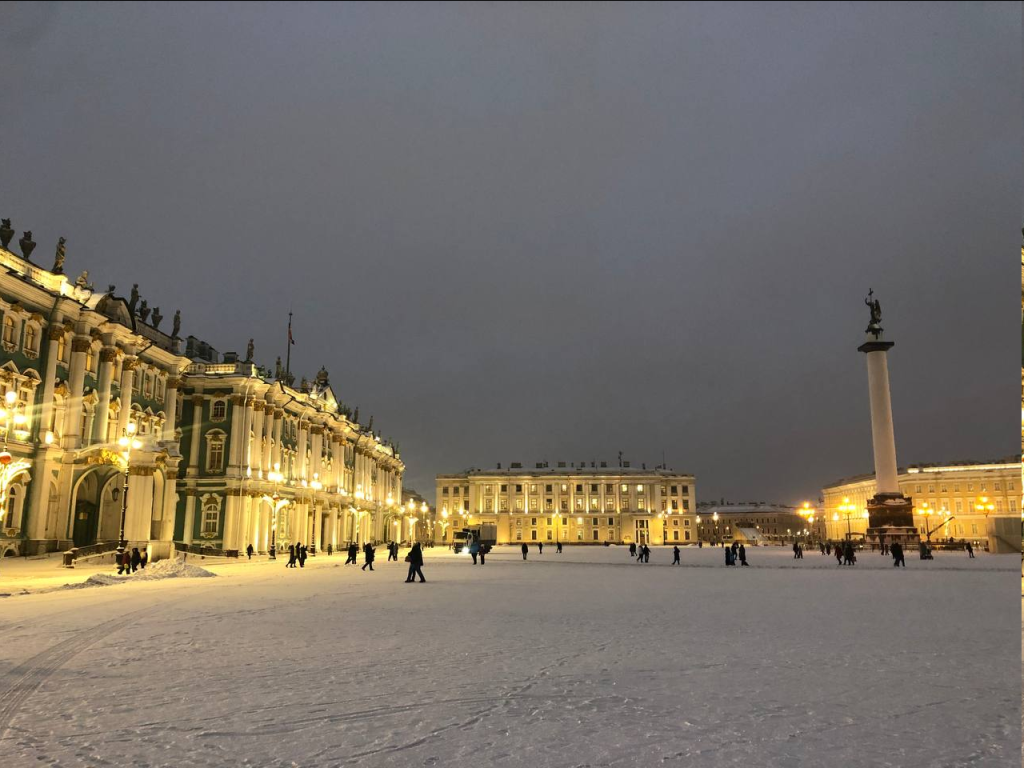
left=0, top=545, right=1018, bottom=767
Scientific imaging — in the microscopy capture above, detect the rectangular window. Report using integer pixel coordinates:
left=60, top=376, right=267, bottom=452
left=547, top=530, right=552, bottom=541
left=673, top=530, right=679, bottom=541
left=484, top=484, right=492, bottom=494
left=531, top=517, right=537, bottom=526
left=671, top=485, right=677, bottom=494
left=209, top=441, right=224, bottom=472
left=202, top=508, right=219, bottom=534
left=593, top=530, right=599, bottom=540
left=1010, top=499, right=1018, bottom=512
left=531, top=530, right=537, bottom=541
left=940, top=484, right=947, bottom=493
left=575, top=498, right=583, bottom=509
left=591, top=517, right=597, bottom=526
left=463, top=500, right=469, bottom=511
left=590, top=498, right=598, bottom=509
left=1008, top=481, right=1015, bottom=491
left=971, top=524, right=977, bottom=534
left=608, top=517, right=614, bottom=525
left=606, top=499, right=614, bottom=510
left=590, top=484, right=598, bottom=493
left=515, top=499, right=523, bottom=510
left=516, top=484, right=522, bottom=493
left=994, top=482, right=1001, bottom=491
left=621, top=484, right=628, bottom=492
left=605, top=484, right=613, bottom=493
left=530, top=484, right=537, bottom=493
left=545, top=498, right=553, bottom=509
left=576, top=484, right=583, bottom=493
left=501, top=484, right=507, bottom=493
left=530, top=498, right=538, bottom=511
left=954, top=483, right=960, bottom=492
left=955, top=500, right=962, bottom=512
left=560, top=499, right=568, bottom=510
left=500, top=499, right=508, bottom=511
left=968, top=483, right=974, bottom=491
left=684, top=531, right=691, bottom=541
left=546, top=517, right=552, bottom=525
left=545, top=484, right=552, bottom=493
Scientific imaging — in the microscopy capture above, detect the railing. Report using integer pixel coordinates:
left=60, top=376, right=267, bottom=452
left=184, top=361, right=257, bottom=376
left=174, top=542, right=239, bottom=558
left=67, top=541, right=120, bottom=559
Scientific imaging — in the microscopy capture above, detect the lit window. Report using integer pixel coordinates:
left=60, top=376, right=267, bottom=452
left=202, top=502, right=220, bottom=534
left=56, top=333, right=67, bottom=363
left=2, top=316, right=16, bottom=346
left=23, top=325, right=38, bottom=356
left=211, top=400, right=227, bottom=421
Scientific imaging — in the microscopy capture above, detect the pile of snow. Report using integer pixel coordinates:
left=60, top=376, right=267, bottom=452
left=128, top=558, right=216, bottom=581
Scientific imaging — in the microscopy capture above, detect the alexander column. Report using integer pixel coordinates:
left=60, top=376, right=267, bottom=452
left=857, top=290, right=916, bottom=542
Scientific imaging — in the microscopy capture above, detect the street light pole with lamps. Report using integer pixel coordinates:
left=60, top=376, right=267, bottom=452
left=115, top=421, right=142, bottom=560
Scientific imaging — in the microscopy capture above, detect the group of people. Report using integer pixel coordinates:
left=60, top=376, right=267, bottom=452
left=116, top=547, right=148, bottom=575
left=724, top=541, right=748, bottom=566
left=286, top=543, right=309, bottom=568
left=628, top=542, right=652, bottom=563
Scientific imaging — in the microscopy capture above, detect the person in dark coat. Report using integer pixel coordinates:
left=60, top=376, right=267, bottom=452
left=326, top=543, right=333, bottom=556
left=843, top=542, right=855, bottom=566
left=672, top=545, right=680, bottom=565
left=521, top=543, right=528, bottom=560
left=287, top=544, right=297, bottom=568
left=538, top=542, right=543, bottom=554
left=405, top=543, right=426, bottom=582
left=629, top=542, right=637, bottom=558
left=130, top=547, right=141, bottom=573
left=892, top=541, right=905, bottom=567
left=643, top=544, right=651, bottom=563
left=469, top=540, right=480, bottom=565
left=117, top=549, right=128, bottom=575
left=362, top=543, right=375, bottom=571
left=724, top=547, right=734, bottom=566
left=298, top=545, right=307, bottom=568
left=346, top=543, right=358, bottom=564
left=825, top=542, right=832, bottom=556
left=246, top=544, right=254, bottom=560
left=479, top=544, right=488, bottom=565
left=834, top=545, right=843, bottom=566
left=388, top=542, right=398, bottom=562
left=556, top=541, right=563, bottom=553
left=739, top=544, right=748, bottom=566
left=140, top=550, right=149, bottom=569
left=965, top=541, right=974, bottom=558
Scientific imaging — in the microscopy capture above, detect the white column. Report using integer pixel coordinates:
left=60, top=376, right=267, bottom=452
left=227, top=395, right=245, bottom=473
left=187, top=396, right=204, bottom=476
left=863, top=345, right=900, bottom=495
left=296, top=422, right=308, bottom=481
left=183, top=492, right=196, bottom=544
left=92, top=346, right=116, bottom=443
left=62, top=335, right=90, bottom=448
left=271, top=410, right=283, bottom=470
left=163, top=377, right=180, bottom=442
left=160, top=470, right=178, bottom=542
left=116, top=356, right=137, bottom=437
left=251, top=403, right=265, bottom=473
left=37, top=323, right=63, bottom=440
left=328, top=507, right=338, bottom=549
left=311, top=426, right=324, bottom=481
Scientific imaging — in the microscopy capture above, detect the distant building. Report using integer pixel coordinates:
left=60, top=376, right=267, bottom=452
left=436, top=461, right=695, bottom=545
left=694, top=502, right=806, bottom=545
left=821, top=458, right=1020, bottom=552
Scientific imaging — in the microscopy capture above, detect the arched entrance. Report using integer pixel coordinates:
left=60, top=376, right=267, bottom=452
left=71, top=468, right=121, bottom=546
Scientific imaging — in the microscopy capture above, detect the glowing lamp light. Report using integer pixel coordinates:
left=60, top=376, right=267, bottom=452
left=0, top=451, right=11, bottom=466
left=4, top=391, right=16, bottom=405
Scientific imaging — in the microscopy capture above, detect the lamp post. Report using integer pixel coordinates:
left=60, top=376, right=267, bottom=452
left=0, top=390, right=31, bottom=552
left=265, top=463, right=288, bottom=559
left=308, top=473, right=322, bottom=554
left=115, top=421, right=142, bottom=560
left=712, top=511, right=719, bottom=545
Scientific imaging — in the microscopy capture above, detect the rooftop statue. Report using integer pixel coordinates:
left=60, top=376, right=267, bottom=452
left=864, top=288, right=882, bottom=335
left=151, top=307, right=163, bottom=329
left=52, top=237, right=66, bottom=274
left=74, top=271, right=94, bottom=291
left=246, top=338, right=254, bottom=362
left=138, top=300, right=150, bottom=322
left=172, top=310, right=181, bottom=338
left=128, top=284, right=140, bottom=315
left=19, top=231, right=35, bottom=260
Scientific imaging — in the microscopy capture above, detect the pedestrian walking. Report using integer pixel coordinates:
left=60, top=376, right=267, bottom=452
left=966, top=541, right=974, bottom=558
left=843, top=542, right=855, bottom=566
left=825, top=542, right=832, bottom=556
left=556, top=541, right=563, bottom=553
left=538, top=542, right=544, bottom=555
left=834, top=545, right=843, bottom=565
left=129, top=547, right=141, bottom=573
left=892, top=541, right=906, bottom=568
left=362, top=543, right=375, bottom=571
left=345, top=543, right=358, bottom=564
left=469, top=539, right=480, bottom=565
left=725, top=547, right=734, bottom=566
left=521, top=542, right=528, bottom=560
left=405, top=542, right=426, bottom=583
left=479, top=544, right=488, bottom=565
left=629, top=542, right=637, bottom=558
left=739, top=544, right=748, bottom=566
left=140, top=549, right=148, bottom=569
left=287, top=544, right=297, bottom=568
left=246, top=544, right=254, bottom=560
left=299, top=545, right=308, bottom=568
left=643, top=544, right=651, bottom=563
left=326, top=542, right=333, bottom=556
left=672, top=545, right=680, bottom=565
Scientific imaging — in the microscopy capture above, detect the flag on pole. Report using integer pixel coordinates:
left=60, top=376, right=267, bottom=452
left=288, top=314, right=295, bottom=345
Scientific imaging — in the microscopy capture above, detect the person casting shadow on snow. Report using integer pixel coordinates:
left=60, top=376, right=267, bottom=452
left=891, top=541, right=905, bottom=568
left=521, top=543, right=528, bottom=561
left=246, top=544, right=254, bottom=560
left=629, top=542, right=637, bottom=558
left=362, top=543, right=375, bottom=571
left=672, top=545, right=680, bottom=565
left=843, top=542, right=856, bottom=566
left=287, top=544, right=297, bottom=568
left=538, top=542, right=544, bottom=555
left=345, top=543, right=358, bottom=564
left=739, top=544, right=748, bottom=566
left=405, top=543, right=426, bottom=583
left=298, top=544, right=307, bottom=568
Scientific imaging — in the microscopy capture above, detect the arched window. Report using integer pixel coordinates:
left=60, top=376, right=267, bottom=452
left=6, top=483, right=25, bottom=530
left=202, top=499, right=221, bottom=534
left=211, top=400, right=227, bottom=422
left=24, top=325, right=38, bottom=357
left=2, top=315, right=17, bottom=347
left=205, top=430, right=226, bottom=473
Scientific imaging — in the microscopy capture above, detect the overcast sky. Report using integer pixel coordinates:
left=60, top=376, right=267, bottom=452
left=1, top=2, right=1019, bottom=504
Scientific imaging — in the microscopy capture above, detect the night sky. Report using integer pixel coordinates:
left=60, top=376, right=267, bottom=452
left=1, top=2, right=1019, bottom=504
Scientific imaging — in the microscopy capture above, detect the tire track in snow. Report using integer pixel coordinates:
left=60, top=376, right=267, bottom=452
left=0, top=602, right=167, bottom=738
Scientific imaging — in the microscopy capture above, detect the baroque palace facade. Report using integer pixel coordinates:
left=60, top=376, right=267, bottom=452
left=0, top=227, right=404, bottom=559
left=821, top=458, right=1020, bottom=552
left=436, top=461, right=695, bottom=545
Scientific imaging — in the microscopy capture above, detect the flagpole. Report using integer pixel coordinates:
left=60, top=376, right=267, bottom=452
left=286, top=310, right=293, bottom=379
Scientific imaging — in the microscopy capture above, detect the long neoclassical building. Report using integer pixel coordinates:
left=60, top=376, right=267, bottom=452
left=0, top=227, right=405, bottom=559
left=436, top=461, right=696, bottom=545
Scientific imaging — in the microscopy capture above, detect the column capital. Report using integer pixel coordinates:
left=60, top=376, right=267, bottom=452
left=47, top=325, right=66, bottom=341
left=191, top=395, right=205, bottom=405
left=99, top=347, right=118, bottom=363
left=122, top=356, right=140, bottom=371
left=166, top=376, right=181, bottom=390
left=71, top=336, right=92, bottom=353
left=251, top=400, right=266, bottom=413
left=310, top=425, right=325, bottom=435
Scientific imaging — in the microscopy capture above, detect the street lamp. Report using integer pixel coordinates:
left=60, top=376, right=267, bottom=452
left=0, top=390, right=31, bottom=546
left=309, top=473, right=322, bottom=554
left=265, top=462, right=288, bottom=559
left=712, top=511, right=719, bottom=545
left=115, top=421, right=142, bottom=561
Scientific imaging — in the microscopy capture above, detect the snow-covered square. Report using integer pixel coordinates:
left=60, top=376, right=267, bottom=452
left=0, top=546, right=1017, bottom=767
